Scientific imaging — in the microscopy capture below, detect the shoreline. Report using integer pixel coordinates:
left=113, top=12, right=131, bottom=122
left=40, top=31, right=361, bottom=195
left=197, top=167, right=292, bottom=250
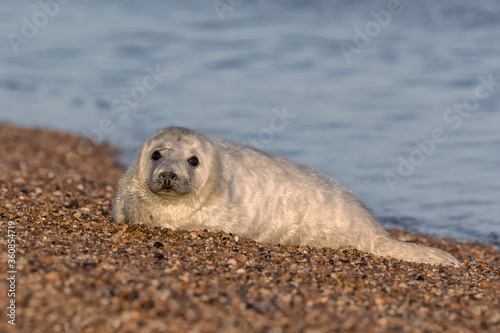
left=0, top=123, right=499, bottom=332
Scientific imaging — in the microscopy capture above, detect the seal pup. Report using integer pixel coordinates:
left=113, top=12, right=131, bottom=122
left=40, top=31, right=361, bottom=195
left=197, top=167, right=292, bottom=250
left=113, top=127, right=460, bottom=267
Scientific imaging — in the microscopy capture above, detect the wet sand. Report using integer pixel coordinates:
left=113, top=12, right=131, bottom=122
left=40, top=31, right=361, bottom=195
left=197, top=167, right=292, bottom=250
left=0, top=124, right=499, bottom=332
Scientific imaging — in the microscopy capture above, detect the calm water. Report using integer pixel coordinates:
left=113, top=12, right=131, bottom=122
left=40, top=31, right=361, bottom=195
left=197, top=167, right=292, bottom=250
left=1, top=0, right=499, bottom=246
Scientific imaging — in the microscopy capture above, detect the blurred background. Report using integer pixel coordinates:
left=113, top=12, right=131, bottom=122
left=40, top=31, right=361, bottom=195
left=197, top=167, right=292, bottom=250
left=0, top=0, right=499, bottom=246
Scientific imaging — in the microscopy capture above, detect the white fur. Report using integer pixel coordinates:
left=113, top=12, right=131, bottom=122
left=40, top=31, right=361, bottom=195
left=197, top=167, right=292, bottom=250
left=113, top=127, right=461, bottom=267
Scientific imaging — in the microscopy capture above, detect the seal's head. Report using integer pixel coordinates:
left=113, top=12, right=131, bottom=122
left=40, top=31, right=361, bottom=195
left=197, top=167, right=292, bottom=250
left=136, top=127, right=218, bottom=198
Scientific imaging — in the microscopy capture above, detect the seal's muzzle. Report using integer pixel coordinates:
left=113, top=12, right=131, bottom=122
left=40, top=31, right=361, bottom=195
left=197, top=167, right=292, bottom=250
left=159, top=171, right=177, bottom=190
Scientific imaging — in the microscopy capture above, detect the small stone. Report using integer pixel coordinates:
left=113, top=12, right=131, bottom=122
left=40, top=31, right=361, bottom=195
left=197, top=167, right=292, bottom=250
left=13, top=177, right=26, bottom=184
left=82, top=262, right=97, bottom=270
left=66, top=199, right=79, bottom=209
left=125, top=290, right=139, bottom=301
left=141, top=300, right=155, bottom=309
left=153, top=241, right=164, bottom=248
left=154, top=253, right=165, bottom=259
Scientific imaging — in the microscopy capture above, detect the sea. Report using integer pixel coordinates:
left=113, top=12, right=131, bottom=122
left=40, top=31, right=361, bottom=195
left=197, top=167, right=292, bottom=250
left=1, top=0, right=499, bottom=246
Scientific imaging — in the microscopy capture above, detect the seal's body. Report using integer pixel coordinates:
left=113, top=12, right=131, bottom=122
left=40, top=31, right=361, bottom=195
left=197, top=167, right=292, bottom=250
left=113, top=127, right=460, bottom=267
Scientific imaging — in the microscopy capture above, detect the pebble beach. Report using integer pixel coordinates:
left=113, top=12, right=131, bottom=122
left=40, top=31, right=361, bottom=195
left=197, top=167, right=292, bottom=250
left=0, top=124, right=499, bottom=333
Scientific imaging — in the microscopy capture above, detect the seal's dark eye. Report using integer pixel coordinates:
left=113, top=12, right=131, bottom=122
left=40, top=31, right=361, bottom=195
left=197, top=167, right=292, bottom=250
left=187, top=156, right=199, bottom=167
left=151, top=151, right=161, bottom=161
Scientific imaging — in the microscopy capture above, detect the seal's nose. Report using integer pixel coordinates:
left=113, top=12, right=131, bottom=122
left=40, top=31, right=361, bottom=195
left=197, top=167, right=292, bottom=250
left=159, top=171, right=177, bottom=189
left=159, top=171, right=177, bottom=180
